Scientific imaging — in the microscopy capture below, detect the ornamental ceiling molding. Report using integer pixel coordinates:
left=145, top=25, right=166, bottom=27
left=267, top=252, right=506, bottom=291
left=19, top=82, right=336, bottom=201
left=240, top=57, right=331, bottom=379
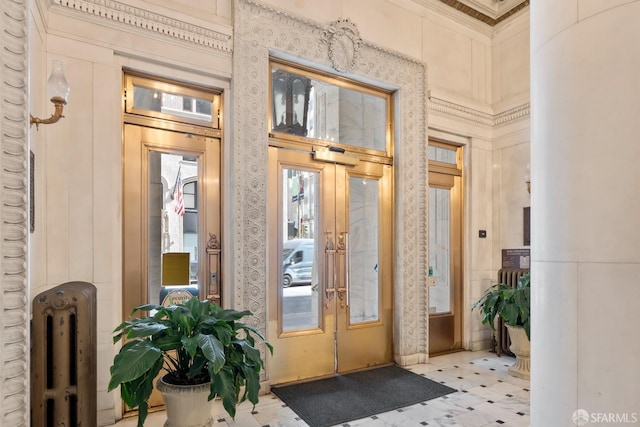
left=438, top=0, right=529, bottom=26
left=49, top=0, right=233, bottom=52
left=429, top=96, right=530, bottom=126
left=493, top=102, right=530, bottom=125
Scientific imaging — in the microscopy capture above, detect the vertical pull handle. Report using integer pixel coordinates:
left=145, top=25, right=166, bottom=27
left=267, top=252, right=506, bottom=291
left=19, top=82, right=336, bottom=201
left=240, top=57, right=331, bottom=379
left=324, top=232, right=336, bottom=307
left=336, top=231, right=348, bottom=307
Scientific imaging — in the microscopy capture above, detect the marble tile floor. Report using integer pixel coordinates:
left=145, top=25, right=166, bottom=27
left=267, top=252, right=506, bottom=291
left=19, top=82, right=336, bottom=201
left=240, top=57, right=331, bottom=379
left=114, top=350, right=530, bottom=427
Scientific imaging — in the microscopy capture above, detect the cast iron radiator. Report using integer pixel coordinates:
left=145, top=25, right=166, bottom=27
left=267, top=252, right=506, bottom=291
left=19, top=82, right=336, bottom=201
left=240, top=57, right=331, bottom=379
left=31, top=281, right=97, bottom=426
left=495, top=268, right=529, bottom=356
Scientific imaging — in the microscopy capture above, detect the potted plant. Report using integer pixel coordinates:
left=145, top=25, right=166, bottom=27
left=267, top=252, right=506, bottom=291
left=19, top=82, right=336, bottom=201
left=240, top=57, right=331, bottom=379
left=472, top=272, right=530, bottom=379
left=108, top=297, right=273, bottom=427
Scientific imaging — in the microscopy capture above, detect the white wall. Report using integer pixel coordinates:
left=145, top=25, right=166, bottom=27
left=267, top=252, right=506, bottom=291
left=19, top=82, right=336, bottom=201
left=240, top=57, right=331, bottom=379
left=490, top=10, right=531, bottom=277
left=27, top=0, right=531, bottom=423
left=29, top=1, right=233, bottom=424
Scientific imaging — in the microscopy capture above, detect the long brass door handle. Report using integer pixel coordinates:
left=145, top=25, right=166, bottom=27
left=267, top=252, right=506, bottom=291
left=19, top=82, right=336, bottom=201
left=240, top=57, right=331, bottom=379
left=324, top=232, right=336, bottom=307
left=336, top=232, right=348, bottom=307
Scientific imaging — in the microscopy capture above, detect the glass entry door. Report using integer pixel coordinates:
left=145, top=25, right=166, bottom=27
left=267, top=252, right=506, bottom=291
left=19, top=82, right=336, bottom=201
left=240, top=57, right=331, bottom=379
left=122, top=124, right=221, bottom=410
left=428, top=163, right=463, bottom=355
left=268, top=146, right=393, bottom=384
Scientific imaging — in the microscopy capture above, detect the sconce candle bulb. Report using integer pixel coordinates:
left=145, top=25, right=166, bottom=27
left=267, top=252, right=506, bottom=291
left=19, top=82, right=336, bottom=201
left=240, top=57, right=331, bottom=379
left=30, top=60, right=70, bottom=130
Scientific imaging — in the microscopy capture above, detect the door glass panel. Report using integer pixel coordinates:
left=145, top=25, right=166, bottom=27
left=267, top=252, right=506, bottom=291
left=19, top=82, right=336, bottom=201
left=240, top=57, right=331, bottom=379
left=281, top=168, right=320, bottom=332
left=132, top=84, right=214, bottom=125
left=125, top=73, right=221, bottom=131
left=271, top=65, right=388, bottom=152
left=429, top=187, right=451, bottom=314
left=348, top=177, right=379, bottom=324
left=148, top=152, right=199, bottom=306
left=428, top=145, right=457, bottom=165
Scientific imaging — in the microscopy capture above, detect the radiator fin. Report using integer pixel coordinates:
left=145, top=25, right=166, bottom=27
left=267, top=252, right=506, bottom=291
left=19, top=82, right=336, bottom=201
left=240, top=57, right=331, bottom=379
left=32, top=282, right=97, bottom=427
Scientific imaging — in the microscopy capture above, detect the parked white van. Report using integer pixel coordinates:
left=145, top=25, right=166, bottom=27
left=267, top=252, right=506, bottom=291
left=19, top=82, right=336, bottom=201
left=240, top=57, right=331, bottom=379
left=282, top=238, right=314, bottom=287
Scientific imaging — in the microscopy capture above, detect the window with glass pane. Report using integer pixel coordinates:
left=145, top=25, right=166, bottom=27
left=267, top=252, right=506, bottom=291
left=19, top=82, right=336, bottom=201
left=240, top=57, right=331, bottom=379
left=348, top=177, right=380, bottom=324
left=281, top=168, right=320, bottom=332
left=428, top=187, right=451, bottom=314
left=271, top=64, right=389, bottom=153
left=148, top=153, right=199, bottom=306
left=428, top=145, right=457, bottom=165
left=132, top=84, right=214, bottom=124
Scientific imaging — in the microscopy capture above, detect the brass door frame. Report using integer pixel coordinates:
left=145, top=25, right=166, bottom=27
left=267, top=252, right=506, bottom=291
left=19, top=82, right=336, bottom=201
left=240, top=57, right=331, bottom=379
left=267, top=147, right=336, bottom=384
left=122, top=124, right=221, bottom=411
left=122, top=125, right=221, bottom=314
left=121, top=72, right=224, bottom=415
left=335, top=160, right=393, bottom=373
left=428, top=143, right=464, bottom=356
left=267, top=145, right=393, bottom=384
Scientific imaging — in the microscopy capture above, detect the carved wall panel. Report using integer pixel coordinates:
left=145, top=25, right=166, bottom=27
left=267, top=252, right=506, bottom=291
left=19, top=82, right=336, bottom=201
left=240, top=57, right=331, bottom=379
left=233, top=0, right=430, bottom=363
left=0, top=0, right=30, bottom=425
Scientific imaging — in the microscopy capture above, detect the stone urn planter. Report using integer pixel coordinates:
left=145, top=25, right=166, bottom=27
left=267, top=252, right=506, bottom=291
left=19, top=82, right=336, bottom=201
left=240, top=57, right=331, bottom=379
left=472, top=273, right=531, bottom=380
left=157, top=376, right=214, bottom=427
left=505, top=324, right=530, bottom=380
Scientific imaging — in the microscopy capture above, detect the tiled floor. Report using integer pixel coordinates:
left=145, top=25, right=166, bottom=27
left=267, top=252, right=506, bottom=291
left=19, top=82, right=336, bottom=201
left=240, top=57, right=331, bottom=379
left=114, top=350, right=530, bottom=427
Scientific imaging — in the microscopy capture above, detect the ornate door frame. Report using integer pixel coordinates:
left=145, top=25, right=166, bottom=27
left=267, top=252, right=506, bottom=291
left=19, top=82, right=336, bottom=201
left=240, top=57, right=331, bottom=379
left=232, top=0, right=430, bottom=380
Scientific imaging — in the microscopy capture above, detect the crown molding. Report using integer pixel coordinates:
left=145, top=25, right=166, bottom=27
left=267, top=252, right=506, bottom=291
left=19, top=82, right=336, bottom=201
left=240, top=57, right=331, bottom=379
left=456, top=0, right=527, bottom=20
left=437, top=0, right=529, bottom=26
left=429, top=95, right=529, bottom=126
left=47, top=0, right=233, bottom=52
left=409, top=0, right=528, bottom=29
left=493, top=102, right=530, bottom=125
left=429, top=96, right=493, bottom=126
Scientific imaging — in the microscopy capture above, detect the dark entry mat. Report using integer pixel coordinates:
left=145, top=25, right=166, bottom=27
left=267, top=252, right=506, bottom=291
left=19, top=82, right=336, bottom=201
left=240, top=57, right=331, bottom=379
left=271, top=365, right=456, bottom=427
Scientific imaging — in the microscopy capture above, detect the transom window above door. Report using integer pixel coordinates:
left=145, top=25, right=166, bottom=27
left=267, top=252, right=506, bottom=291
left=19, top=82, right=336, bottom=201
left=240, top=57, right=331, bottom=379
left=124, top=70, right=221, bottom=129
left=269, top=58, right=393, bottom=158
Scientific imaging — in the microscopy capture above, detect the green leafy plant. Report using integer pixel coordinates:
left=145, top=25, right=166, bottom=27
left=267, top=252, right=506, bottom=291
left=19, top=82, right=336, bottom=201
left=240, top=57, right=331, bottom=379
left=472, top=272, right=530, bottom=340
left=108, top=297, right=273, bottom=427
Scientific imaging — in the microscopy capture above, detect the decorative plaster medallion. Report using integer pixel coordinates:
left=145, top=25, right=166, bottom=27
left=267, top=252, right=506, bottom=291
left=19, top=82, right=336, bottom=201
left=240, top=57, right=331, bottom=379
left=321, top=18, right=362, bottom=73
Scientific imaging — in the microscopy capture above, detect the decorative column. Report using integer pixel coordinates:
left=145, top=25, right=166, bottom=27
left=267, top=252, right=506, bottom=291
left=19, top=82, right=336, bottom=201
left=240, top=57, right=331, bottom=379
left=531, top=2, right=640, bottom=426
left=0, top=0, right=30, bottom=426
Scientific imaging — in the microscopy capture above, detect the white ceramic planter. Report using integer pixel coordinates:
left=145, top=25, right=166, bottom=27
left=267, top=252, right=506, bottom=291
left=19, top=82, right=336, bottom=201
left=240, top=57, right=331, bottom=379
left=505, top=324, right=530, bottom=380
left=156, top=376, right=215, bottom=427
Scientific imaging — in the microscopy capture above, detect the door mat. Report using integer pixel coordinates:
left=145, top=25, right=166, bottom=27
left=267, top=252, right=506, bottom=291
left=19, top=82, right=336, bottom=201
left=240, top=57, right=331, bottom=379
left=271, top=365, right=456, bottom=427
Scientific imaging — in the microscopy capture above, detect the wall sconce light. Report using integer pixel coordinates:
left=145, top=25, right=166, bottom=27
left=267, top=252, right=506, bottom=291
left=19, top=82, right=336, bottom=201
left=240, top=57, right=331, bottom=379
left=30, top=60, right=70, bottom=130
left=525, top=163, right=531, bottom=194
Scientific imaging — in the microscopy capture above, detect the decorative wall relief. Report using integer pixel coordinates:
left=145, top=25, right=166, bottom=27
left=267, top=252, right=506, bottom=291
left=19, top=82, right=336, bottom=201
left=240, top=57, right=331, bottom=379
left=1, top=0, right=30, bottom=425
left=321, top=18, right=363, bottom=73
left=234, top=0, right=429, bottom=363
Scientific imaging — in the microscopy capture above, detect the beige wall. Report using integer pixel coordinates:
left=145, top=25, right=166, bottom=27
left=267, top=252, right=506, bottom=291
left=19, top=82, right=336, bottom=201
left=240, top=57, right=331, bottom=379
left=27, top=0, right=530, bottom=424
left=257, top=0, right=531, bottom=351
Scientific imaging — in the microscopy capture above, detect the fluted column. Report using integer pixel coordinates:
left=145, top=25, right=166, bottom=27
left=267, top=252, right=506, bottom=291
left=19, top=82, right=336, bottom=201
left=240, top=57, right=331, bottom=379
left=531, top=2, right=640, bottom=426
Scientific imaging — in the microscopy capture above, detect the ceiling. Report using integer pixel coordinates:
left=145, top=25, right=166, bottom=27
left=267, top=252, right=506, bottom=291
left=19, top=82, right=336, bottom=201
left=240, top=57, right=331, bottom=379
left=428, top=0, right=530, bottom=26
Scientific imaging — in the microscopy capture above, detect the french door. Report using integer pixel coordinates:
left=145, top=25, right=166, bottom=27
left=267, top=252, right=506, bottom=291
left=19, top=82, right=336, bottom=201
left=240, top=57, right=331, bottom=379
left=122, top=124, right=221, bottom=410
left=268, top=146, right=393, bottom=384
left=427, top=141, right=463, bottom=355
